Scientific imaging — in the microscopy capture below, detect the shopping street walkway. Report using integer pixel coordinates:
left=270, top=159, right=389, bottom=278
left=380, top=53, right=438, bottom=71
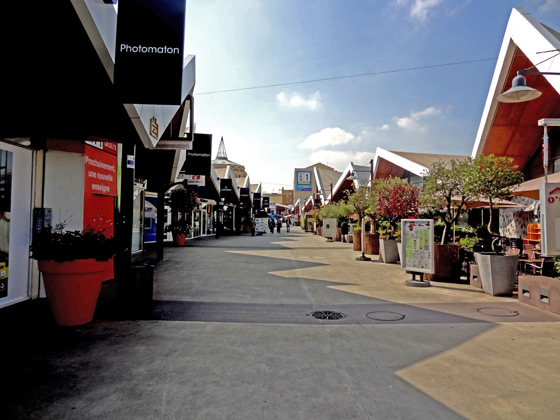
left=2, top=229, right=560, bottom=419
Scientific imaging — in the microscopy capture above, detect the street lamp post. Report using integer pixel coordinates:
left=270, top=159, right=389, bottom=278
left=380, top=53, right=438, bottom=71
left=347, top=159, right=375, bottom=262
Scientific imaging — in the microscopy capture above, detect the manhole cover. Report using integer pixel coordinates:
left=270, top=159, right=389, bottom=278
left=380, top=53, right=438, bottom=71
left=307, top=310, right=347, bottom=320
left=365, top=311, right=406, bottom=321
left=477, top=307, right=519, bottom=317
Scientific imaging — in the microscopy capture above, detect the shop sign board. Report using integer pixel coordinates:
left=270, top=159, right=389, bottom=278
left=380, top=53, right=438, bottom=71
left=296, top=170, right=312, bottom=191
left=115, top=0, right=186, bottom=104
left=401, top=219, right=434, bottom=274
left=540, top=182, right=560, bottom=256
left=262, top=197, right=270, bottom=208
left=180, top=134, right=212, bottom=176
left=85, top=145, right=118, bottom=197
left=183, top=175, right=205, bottom=186
left=154, top=138, right=193, bottom=150
left=85, top=140, right=118, bottom=155
left=220, top=179, right=233, bottom=202
left=240, top=187, right=250, bottom=203
left=253, top=192, right=261, bottom=210
left=323, top=218, right=337, bottom=239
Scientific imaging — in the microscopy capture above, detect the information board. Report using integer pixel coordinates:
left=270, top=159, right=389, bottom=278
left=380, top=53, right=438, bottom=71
left=401, top=219, right=434, bottom=274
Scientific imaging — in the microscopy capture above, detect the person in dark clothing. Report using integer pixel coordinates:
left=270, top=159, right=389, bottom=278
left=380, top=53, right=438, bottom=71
left=277, top=219, right=282, bottom=233
left=216, top=220, right=222, bottom=239
left=250, top=218, right=255, bottom=236
left=269, top=218, right=274, bottom=234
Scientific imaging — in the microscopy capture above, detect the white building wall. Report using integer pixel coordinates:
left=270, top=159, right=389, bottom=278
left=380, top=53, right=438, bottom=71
left=44, top=150, right=85, bottom=231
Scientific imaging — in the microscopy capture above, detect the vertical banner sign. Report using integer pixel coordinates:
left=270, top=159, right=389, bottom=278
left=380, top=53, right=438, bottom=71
left=540, top=183, right=560, bottom=256
left=253, top=192, right=261, bottom=210
left=220, top=179, right=233, bottom=203
left=240, top=188, right=250, bottom=204
left=180, top=134, right=213, bottom=177
left=262, top=197, right=270, bottom=208
left=401, top=219, right=434, bottom=274
left=0, top=149, right=13, bottom=298
left=115, top=0, right=186, bottom=104
left=85, top=145, right=118, bottom=197
left=296, top=170, right=312, bottom=191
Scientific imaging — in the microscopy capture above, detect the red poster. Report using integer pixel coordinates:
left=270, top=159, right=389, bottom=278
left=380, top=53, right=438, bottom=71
left=85, top=145, right=117, bottom=196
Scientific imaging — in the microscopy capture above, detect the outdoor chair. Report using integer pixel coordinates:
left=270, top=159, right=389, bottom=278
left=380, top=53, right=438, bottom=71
left=524, top=258, right=554, bottom=276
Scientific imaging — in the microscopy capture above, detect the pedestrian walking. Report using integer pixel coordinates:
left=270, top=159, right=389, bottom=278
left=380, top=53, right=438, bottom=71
left=286, top=217, right=291, bottom=233
left=277, top=218, right=282, bottom=233
left=269, top=218, right=274, bottom=234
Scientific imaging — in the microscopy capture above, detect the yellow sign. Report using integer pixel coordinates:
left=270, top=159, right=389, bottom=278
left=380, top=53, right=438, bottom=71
left=150, top=117, right=159, bottom=139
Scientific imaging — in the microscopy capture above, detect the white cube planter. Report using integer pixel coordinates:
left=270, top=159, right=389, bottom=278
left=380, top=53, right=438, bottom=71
left=474, top=252, right=519, bottom=296
left=380, top=238, right=399, bottom=263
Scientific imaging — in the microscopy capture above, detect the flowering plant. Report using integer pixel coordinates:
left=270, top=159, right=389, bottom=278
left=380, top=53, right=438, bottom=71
left=30, top=217, right=116, bottom=262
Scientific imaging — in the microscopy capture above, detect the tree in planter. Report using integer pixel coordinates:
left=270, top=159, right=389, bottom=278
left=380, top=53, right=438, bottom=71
left=167, top=185, right=198, bottom=240
left=471, top=154, right=524, bottom=253
left=420, top=158, right=478, bottom=244
left=346, top=186, right=374, bottom=260
left=376, top=177, right=419, bottom=238
left=470, top=154, right=524, bottom=295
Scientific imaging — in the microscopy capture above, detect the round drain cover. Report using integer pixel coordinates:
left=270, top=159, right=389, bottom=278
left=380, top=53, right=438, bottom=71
left=307, top=310, right=346, bottom=320
left=477, top=307, right=519, bottom=317
left=365, top=311, right=405, bottom=321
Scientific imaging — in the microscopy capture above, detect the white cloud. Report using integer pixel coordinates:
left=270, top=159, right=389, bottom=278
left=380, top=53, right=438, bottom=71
left=308, top=150, right=374, bottom=172
left=276, top=91, right=321, bottom=110
left=393, top=106, right=442, bottom=131
left=376, top=124, right=390, bottom=131
left=300, top=127, right=356, bottom=150
left=396, top=0, right=444, bottom=21
left=538, top=0, right=560, bottom=12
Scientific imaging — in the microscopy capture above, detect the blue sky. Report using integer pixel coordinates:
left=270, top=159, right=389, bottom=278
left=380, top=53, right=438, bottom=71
left=184, top=0, right=560, bottom=193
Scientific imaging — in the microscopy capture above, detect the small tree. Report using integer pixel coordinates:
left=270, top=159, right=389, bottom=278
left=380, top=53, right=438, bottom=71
left=470, top=154, right=524, bottom=252
left=376, top=178, right=419, bottom=238
left=346, top=186, right=373, bottom=231
left=420, top=158, right=477, bottom=244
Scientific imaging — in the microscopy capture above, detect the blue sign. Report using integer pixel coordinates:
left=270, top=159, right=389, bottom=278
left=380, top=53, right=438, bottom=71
left=296, top=171, right=312, bottom=191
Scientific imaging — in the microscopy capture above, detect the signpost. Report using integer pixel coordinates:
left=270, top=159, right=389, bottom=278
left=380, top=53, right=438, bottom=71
left=401, top=219, right=434, bottom=287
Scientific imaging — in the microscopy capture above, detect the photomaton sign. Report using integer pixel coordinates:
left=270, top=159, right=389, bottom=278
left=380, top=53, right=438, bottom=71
left=115, top=0, right=186, bottom=104
left=179, top=133, right=213, bottom=177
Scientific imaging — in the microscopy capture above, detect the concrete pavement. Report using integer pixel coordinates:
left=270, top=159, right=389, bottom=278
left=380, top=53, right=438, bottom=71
left=2, top=229, right=560, bottom=419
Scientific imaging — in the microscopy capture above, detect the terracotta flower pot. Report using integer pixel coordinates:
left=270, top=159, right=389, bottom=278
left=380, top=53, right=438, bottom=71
left=364, top=233, right=380, bottom=255
left=353, top=231, right=362, bottom=251
left=38, top=259, right=107, bottom=326
left=174, top=234, right=187, bottom=246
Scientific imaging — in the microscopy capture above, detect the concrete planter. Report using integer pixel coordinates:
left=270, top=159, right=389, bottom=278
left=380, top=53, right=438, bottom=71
left=474, top=252, right=519, bottom=296
left=380, top=238, right=399, bottom=263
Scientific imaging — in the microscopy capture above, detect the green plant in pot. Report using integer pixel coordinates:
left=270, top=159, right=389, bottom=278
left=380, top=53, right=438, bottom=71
left=30, top=221, right=117, bottom=327
left=471, top=154, right=524, bottom=295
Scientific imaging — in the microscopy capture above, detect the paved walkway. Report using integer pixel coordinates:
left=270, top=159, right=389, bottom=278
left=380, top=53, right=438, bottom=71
left=2, top=230, right=560, bottom=419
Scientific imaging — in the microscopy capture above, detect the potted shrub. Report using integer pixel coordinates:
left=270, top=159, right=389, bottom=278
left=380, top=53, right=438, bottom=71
left=420, top=158, right=478, bottom=281
left=471, top=155, right=524, bottom=295
left=31, top=223, right=116, bottom=326
left=167, top=184, right=198, bottom=241
left=376, top=178, right=419, bottom=263
left=167, top=218, right=190, bottom=246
